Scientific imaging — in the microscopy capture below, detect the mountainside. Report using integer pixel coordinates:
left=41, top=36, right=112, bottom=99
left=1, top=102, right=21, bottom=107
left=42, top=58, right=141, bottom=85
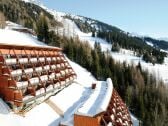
left=64, top=14, right=168, bottom=51
left=144, top=37, right=168, bottom=50
left=0, top=0, right=62, bottom=29
left=64, top=14, right=122, bottom=33
left=63, top=14, right=168, bottom=65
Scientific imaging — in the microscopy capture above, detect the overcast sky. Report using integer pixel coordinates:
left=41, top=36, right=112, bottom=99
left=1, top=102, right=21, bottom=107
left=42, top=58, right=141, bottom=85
left=40, top=0, right=168, bottom=38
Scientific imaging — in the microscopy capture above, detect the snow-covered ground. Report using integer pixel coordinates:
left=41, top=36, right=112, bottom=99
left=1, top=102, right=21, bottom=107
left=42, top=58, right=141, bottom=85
left=131, top=114, right=139, bottom=126
left=111, top=49, right=168, bottom=85
left=59, top=18, right=112, bottom=52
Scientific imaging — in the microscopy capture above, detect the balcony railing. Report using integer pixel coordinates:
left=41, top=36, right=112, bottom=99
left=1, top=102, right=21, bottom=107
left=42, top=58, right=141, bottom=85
left=29, top=77, right=39, bottom=85
left=35, top=88, right=45, bottom=96
left=5, top=58, right=17, bottom=65
left=19, top=58, right=28, bottom=64
left=16, top=81, right=29, bottom=88
left=40, top=75, right=48, bottom=82
left=0, top=45, right=76, bottom=110
left=24, top=68, right=33, bottom=74
left=30, top=58, right=38, bottom=63
left=11, top=69, right=22, bottom=76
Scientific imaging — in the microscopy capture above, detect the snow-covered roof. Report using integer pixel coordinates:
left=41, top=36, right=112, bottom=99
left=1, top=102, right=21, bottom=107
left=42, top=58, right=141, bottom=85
left=76, top=78, right=113, bottom=117
left=0, top=29, right=45, bottom=46
left=0, top=29, right=62, bottom=51
left=5, top=21, right=23, bottom=30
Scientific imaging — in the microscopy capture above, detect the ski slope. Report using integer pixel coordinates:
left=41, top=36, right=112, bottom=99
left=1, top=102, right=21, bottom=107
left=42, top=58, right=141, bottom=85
left=57, top=15, right=168, bottom=85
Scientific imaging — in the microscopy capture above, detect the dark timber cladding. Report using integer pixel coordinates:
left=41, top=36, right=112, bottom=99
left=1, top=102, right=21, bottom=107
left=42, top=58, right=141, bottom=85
left=0, top=44, right=76, bottom=110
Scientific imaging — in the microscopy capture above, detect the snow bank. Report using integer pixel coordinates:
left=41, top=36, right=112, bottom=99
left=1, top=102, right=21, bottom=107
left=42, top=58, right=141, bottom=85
left=0, top=98, right=10, bottom=114
left=67, top=57, right=96, bottom=85
left=5, top=21, right=23, bottom=30
left=22, top=103, right=60, bottom=126
left=0, top=114, right=22, bottom=126
left=131, top=114, right=139, bottom=126
left=0, top=98, right=21, bottom=126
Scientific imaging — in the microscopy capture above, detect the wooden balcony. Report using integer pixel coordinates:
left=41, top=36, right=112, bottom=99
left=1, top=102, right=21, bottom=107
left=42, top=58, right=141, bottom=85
left=29, top=77, right=39, bottom=85
left=5, top=58, right=17, bottom=65
left=24, top=68, right=33, bottom=74
left=29, top=58, right=38, bottom=63
left=40, top=75, right=48, bottom=82
left=16, top=81, right=29, bottom=89
left=0, top=43, right=76, bottom=111
left=18, top=58, right=28, bottom=64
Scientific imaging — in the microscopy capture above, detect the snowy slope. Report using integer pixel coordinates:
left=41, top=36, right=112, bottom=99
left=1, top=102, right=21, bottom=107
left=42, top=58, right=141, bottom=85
left=55, top=15, right=168, bottom=85
left=20, top=0, right=112, bottom=51
left=0, top=99, right=10, bottom=114
left=61, top=17, right=168, bottom=84
left=131, top=114, right=139, bottom=126
left=111, top=49, right=168, bottom=84
left=21, top=0, right=42, bottom=6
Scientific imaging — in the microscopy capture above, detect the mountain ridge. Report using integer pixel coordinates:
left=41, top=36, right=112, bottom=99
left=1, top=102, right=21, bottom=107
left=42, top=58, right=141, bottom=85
left=7, top=0, right=168, bottom=51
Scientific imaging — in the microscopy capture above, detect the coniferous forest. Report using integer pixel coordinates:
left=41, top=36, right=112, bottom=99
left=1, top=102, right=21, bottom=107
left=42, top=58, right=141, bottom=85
left=97, top=31, right=167, bottom=64
left=49, top=33, right=168, bottom=126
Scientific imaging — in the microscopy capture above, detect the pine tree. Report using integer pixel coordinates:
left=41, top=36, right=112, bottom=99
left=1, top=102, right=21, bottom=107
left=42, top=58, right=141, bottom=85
left=36, top=13, right=49, bottom=44
left=92, top=30, right=95, bottom=37
left=0, top=12, right=6, bottom=28
left=91, top=50, right=100, bottom=78
left=94, top=42, right=101, bottom=54
left=112, top=42, right=120, bottom=52
left=48, top=31, right=61, bottom=47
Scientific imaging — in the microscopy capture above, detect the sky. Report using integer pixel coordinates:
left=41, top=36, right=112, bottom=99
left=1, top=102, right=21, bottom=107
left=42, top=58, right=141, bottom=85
left=40, top=0, right=168, bottom=38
